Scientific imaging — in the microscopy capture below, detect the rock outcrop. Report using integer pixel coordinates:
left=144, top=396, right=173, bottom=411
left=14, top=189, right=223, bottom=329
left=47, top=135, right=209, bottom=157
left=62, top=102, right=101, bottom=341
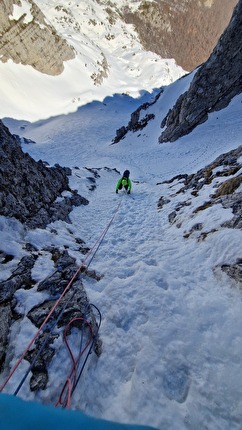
left=159, top=0, right=242, bottom=143
left=112, top=91, right=162, bottom=144
left=0, top=120, right=88, bottom=228
left=0, top=0, right=75, bottom=74
left=158, top=145, right=242, bottom=286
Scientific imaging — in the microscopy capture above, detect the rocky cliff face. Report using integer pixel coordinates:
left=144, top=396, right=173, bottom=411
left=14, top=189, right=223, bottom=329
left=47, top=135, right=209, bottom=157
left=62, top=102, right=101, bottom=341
left=123, top=0, right=238, bottom=72
left=159, top=0, right=242, bottom=143
left=0, top=0, right=74, bottom=74
left=0, top=120, right=88, bottom=228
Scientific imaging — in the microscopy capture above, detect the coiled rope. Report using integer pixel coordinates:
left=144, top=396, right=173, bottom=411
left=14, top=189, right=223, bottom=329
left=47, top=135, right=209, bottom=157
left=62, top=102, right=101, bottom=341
left=0, top=199, right=122, bottom=395
left=55, top=303, right=102, bottom=409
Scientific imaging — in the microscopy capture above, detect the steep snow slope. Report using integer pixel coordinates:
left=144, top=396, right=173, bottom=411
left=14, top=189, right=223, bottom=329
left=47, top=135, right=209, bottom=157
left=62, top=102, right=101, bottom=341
left=1, top=74, right=242, bottom=429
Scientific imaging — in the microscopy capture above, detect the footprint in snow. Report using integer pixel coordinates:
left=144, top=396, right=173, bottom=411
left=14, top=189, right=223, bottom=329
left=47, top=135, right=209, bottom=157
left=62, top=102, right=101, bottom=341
left=162, top=362, right=190, bottom=403
left=156, top=277, right=169, bottom=290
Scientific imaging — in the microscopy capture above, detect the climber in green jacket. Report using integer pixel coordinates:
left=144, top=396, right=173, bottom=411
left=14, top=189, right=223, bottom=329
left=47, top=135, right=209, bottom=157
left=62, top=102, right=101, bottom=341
left=116, top=170, right=132, bottom=194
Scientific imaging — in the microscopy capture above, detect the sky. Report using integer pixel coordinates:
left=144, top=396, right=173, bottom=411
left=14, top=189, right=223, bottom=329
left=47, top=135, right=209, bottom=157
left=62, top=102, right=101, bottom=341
left=1, top=1, right=242, bottom=429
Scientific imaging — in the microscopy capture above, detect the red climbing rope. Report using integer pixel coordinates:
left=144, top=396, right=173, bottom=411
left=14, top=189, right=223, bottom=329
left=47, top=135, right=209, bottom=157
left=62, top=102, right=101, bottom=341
left=55, top=316, right=93, bottom=409
left=0, top=200, right=122, bottom=394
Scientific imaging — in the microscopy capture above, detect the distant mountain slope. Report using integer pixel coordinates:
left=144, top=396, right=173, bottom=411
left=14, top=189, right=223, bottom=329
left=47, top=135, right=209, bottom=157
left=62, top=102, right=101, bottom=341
left=0, top=0, right=184, bottom=121
left=124, top=0, right=238, bottom=71
left=0, top=0, right=237, bottom=75
left=0, top=0, right=238, bottom=121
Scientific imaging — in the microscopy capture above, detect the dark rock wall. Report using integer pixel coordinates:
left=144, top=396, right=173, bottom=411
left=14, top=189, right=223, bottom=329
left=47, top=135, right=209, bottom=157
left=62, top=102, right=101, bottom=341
left=0, top=120, right=88, bottom=228
left=159, top=0, right=242, bottom=143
